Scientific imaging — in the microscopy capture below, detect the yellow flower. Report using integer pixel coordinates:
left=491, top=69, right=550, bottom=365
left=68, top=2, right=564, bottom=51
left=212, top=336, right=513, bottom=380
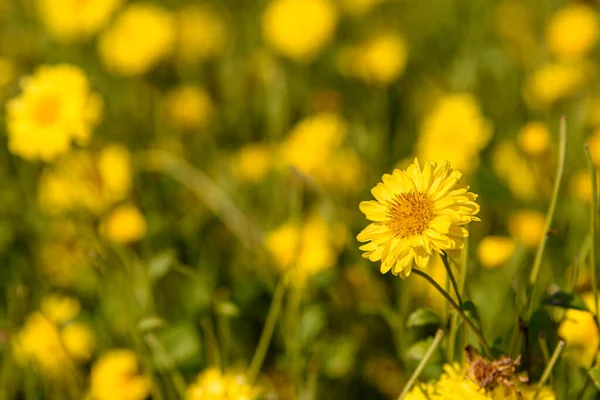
left=266, top=213, right=340, bottom=284
left=91, top=350, right=150, bottom=400
left=477, top=236, right=516, bottom=269
left=6, top=64, right=102, bottom=161
left=98, top=4, right=175, bottom=76
left=339, top=0, right=384, bottom=16
left=558, top=293, right=599, bottom=368
left=100, top=204, right=147, bottom=244
left=523, top=63, right=586, bottom=109
left=12, top=312, right=72, bottom=377
left=547, top=4, right=599, bottom=61
left=508, top=210, right=545, bottom=249
left=232, top=143, right=272, bottom=183
left=176, top=5, right=227, bottom=64
left=165, top=86, right=214, bottom=130
left=570, top=170, right=594, bottom=203
left=61, top=322, right=96, bottom=361
left=357, top=159, right=480, bottom=278
left=36, top=0, right=122, bottom=42
left=517, top=122, right=551, bottom=156
left=186, top=367, right=260, bottom=400
left=41, top=294, right=81, bottom=325
left=262, top=0, right=338, bottom=63
left=491, top=140, right=537, bottom=201
left=38, top=145, right=132, bottom=215
left=416, top=94, right=492, bottom=175
left=342, top=33, right=408, bottom=85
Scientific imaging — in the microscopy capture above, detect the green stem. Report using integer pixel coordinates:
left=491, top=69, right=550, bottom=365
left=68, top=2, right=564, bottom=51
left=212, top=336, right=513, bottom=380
left=585, top=145, right=599, bottom=326
left=527, top=116, right=567, bottom=317
left=397, top=329, right=444, bottom=400
left=247, top=276, right=288, bottom=384
left=441, top=252, right=462, bottom=306
left=538, top=340, right=565, bottom=388
left=412, top=269, right=492, bottom=356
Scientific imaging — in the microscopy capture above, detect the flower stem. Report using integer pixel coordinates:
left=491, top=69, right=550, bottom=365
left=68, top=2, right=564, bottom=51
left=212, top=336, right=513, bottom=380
left=397, top=329, right=444, bottom=400
left=585, top=144, right=599, bottom=326
left=412, top=269, right=492, bottom=356
left=441, top=252, right=462, bottom=306
left=538, top=340, right=565, bottom=388
left=527, top=116, right=567, bottom=317
left=247, top=275, right=288, bottom=384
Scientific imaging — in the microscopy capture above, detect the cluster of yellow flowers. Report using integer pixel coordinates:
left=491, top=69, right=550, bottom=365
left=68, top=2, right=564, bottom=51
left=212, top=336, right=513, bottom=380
left=90, top=350, right=151, bottom=400
left=186, top=368, right=259, bottom=400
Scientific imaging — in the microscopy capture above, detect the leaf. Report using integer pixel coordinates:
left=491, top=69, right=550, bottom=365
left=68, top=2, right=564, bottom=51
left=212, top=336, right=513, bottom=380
left=137, top=316, right=167, bottom=332
left=158, top=322, right=202, bottom=366
left=299, top=305, right=326, bottom=344
left=461, top=301, right=480, bottom=322
left=214, top=301, right=240, bottom=317
left=148, top=249, right=177, bottom=281
left=543, top=292, right=589, bottom=311
left=588, top=367, right=600, bottom=391
left=321, top=337, right=359, bottom=378
left=406, top=308, right=442, bottom=328
left=405, top=337, right=443, bottom=365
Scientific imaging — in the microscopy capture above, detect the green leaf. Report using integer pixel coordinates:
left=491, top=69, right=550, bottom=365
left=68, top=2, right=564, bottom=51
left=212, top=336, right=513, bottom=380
left=137, top=316, right=167, bottom=332
left=148, top=249, right=177, bottom=281
left=299, top=305, right=326, bottom=344
left=543, top=292, right=589, bottom=311
left=321, top=337, right=359, bottom=378
left=158, top=322, right=202, bottom=366
left=214, top=301, right=240, bottom=317
left=461, top=301, right=480, bottom=321
left=588, top=367, right=600, bottom=391
left=405, top=338, right=443, bottom=365
left=406, top=308, right=442, bottom=328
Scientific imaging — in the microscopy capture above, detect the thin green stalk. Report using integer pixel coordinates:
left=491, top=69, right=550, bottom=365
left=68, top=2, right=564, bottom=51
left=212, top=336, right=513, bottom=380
left=527, top=116, right=567, bottom=317
left=538, top=334, right=550, bottom=365
left=247, top=275, right=288, bottom=384
left=200, top=317, right=221, bottom=368
left=585, top=145, right=599, bottom=325
left=447, top=236, right=469, bottom=362
left=441, top=252, right=462, bottom=306
left=537, top=340, right=565, bottom=388
left=397, top=329, right=444, bottom=400
left=145, top=332, right=188, bottom=398
left=412, top=269, right=492, bottom=356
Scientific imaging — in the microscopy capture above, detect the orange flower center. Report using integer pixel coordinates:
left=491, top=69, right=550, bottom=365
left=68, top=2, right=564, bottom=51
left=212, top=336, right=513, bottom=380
left=34, top=95, right=61, bottom=126
left=387, top=191, right=435, bottom=238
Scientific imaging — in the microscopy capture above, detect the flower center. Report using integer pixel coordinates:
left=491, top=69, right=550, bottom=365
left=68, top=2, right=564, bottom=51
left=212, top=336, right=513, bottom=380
left=387, top=191, right=435, bottom=238
left=33, top=95, right=61, bottom=127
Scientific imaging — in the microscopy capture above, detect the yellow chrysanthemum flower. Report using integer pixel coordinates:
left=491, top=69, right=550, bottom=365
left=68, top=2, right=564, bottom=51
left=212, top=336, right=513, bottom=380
left=90, top=350, right=150, bottom=400
left=558, top=293, right=599, bottom=368
left=38, top=145, right=132, bottom=215
left=165, top=85, right=214, bottom=130
left=176, top=5, right=227, bottom=64
left=36, top=0, right=122, bottom=42
left=61, top=321, right=96, bottom=361
left=232, top=143, right=273, bottom=183
left=547, top=4, right=599, bottom=61
left=416, top=93, right=492, bottom=175
left=98, top=4, right=175, bottom=76
left=517, top=122, right=551, bottom=156
left=100, top=204, right=147, bottom=244
left=477, top=236, right=516, bottom=269
left=523, top=63, right=586, bottom=109
left=262, top=0, right=338, bottom=63
left=357, top=159, right=480, bottom=278
left=186, top=367, right=260, bottom=400
left=6, top=64, right=102, bottom=161
left=508, top=210, right=545, bottom=249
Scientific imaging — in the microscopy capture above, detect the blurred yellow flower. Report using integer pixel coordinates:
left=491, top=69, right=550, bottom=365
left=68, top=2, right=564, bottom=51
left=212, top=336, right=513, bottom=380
left=232, top=143, right=272, bottom=183
left=61, top=322, right=96, bottom=361
left=416, top=94, right=492, bottom=175
left=266, top=213, right=340, bottom=284
left=98, top=4, right=175, bottom=76
left=6, top=64, right=102, bottom=161
left=165, top=86, right=214, bottom=130
left=39, top=145, right=132, bottom=215
left=517, top=122, right=551, bottom=156
left=357, top=159, right=480, bottom=278
left=186, top=367, right=259, bottom=400
left=341, top=33, right=408, bottom=85
left=558, top=293, right=599, bottom=368
left=176, top=5, right=227, bottom=64
left=477, top=236, right=516, bottom=269
left=339, top=0, right=384, bottom=16
left=547, top=4, right=598, bottom=61
left=41, top=294, right=80, bottom=325
left=508, top=210, right=545, bottom=249
left=100, top=204, right=147, bottom=244
left=91, top=350, right=150, bottom=400
left=36, top=0, right=122, bottom=42
left=12, top=312, right=72, bottom=377
left=570, top=170, right=594, bottom=203
left=524, top=63, right=586, bottom=109
left=492, top=140, right=537, bottom=201
left=262, top=0, right=338, bottom=63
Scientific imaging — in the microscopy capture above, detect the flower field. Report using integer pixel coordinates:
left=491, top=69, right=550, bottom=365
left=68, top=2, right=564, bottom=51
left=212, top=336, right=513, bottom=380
left=1, top=0, right=600, bottom=399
